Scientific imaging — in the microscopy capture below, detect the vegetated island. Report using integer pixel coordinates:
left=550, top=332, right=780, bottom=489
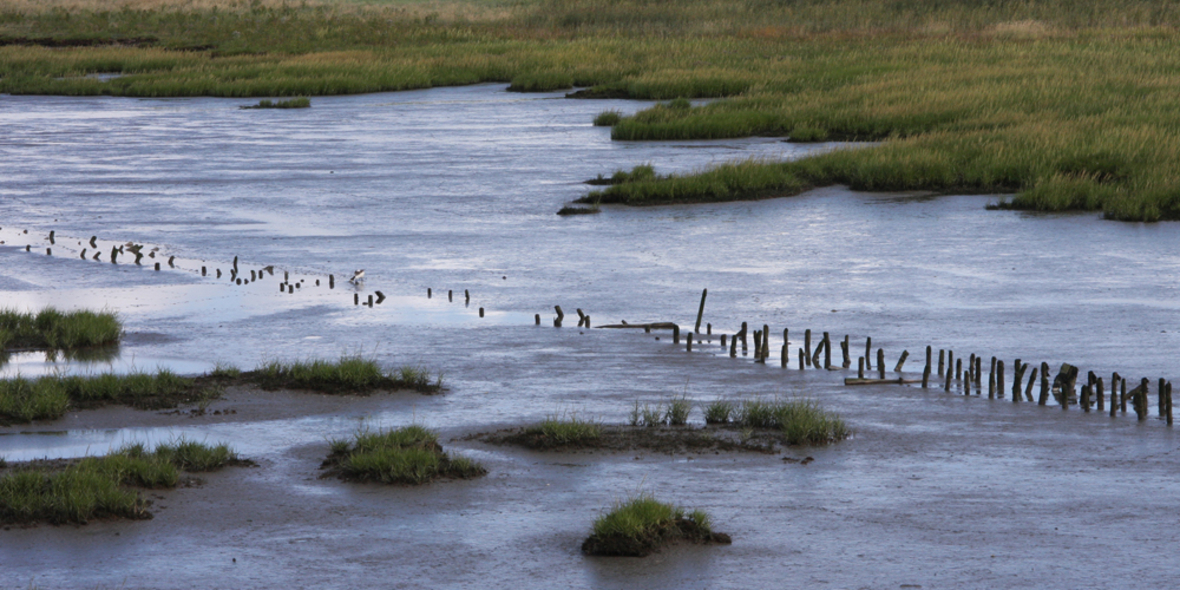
left=0, top=308, right=121, bottom=353
left=582, top=493, right=731, bottom=557
left=0, top=356, right=443, bottom=425
left=478, top=397, right=849, bottom=454
left=240, top=97, right=310, bottom=109
left=1, top=0, right=1177, bottom=219
left=0, top=439, right=251, bottom=526
left=321, top=425, right=486, bottom=485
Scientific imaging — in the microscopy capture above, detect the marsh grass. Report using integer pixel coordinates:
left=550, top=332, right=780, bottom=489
left=664, top=396, right=690, bottom=426
left=593, top=109, right=622, bottom=127
left=4, top=2, right=1180, bottom=218
left=0, top=308, right=121, bottom=351
left=556, top=204, right=600, bottom=215
left=703, top=399, right=734, bottom=424
left=735, top=398, right=849, bottom=445
left=0, top=439, right=245, bottom=525
left=0, top=369, right=199, bottom=423
left=253, top=356, right=440, bottom=394
left=241, top=97, right=310, bottom=109
left=323, top=425, right=485, bottom=485
left=582, top=492, right=727, bottom=556
left=522, top=413, right=602, bottom=447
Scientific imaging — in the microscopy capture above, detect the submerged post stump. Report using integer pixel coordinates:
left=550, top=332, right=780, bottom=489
left=765, top=329, right=772, bottom=363
left=1121, top=378, right=1128, bottom=414
left=1161, top=378, right=1168, bottom=419
left=753, top=330, right=761, bottom=359
left=895, top=350, right=909, bottom=373
left=1096, top=377, right=1105, bottom=411
left=823, top=332, right=832, bottom=369
left=721, top=334, right=727, bottom=347
left=479, top=307, right=484, bottom=317
left=535, top=314, right=540, bottom=325
left=858, top=357, right=865, bottom=379
left=673, top=325, right=680, bottom=345
left=1081, top=385, right=1091, bottom=412
left=798, top=349, right=805, bottom=370
left=730, top=335, right=737, bottom=357
left=740, top=322, right=748, bottom=350
left=1167, top=382, right=1173, bottom=426
left=955, top=358, right=962, bottom=381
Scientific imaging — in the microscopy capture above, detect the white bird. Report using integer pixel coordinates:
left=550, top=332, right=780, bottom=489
left=349, top=269, right=365, bottom=284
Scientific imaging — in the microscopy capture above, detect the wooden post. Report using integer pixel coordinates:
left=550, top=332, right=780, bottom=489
left=201, top=266, right=207, bottom=276
left=1139, top=378, right=1150, bottom=421
left=695, top=289, right=707, bottom=334
left=428, top=288, right=432, bottom=298
left=823, top=332, right=831, bottom=369
left=894, top=350, right=909, bottom=373
left=740, top=322, right=748, bottom=350
left=465, top=289, right=470, bottom=303
left=1039, top=362, right=1050, bottom=405
left=354, top=293, right=359, bottom=305
left=687, top=333, right=693, bottom=352
left=1167, top=382, right=1173, bottom=426
left=1160, top=378, right=1168, bottom=419
left=989, top=369, right=996, bottom=399
left=798, top=349, right=805, bottom=370
left=877, top=349, right=885, bottom=380
left=938, top=349, right=945, bottom=377
left=955, top=358, right=962, bottom=381
left=707, top=323, right=712, bottom=335
left=154, top=262, right=161, bottom=271
left=858, top=357, right=864, bottom=379
left=968, top=354, right=976, bottom=382
left=975, top=356, right=982, bottom=387
left=997, top=359, right=1005, bottom=400
left=964, top=367, right=971, bottom=395
left=1025, top=368, right=1038, bottom=402
left=1011, top=359, right=1023, bottom=400
left=288, top=284, right=294, bottom=294
left=866, top=337, right=873, bottom=369
left=368, top=294, right=374, bottom=307
left=535, top=314, right=540, bottom=325
left=329, top=275, right=334, bottom=289
left=811, top=338, right=823, bottom=367
left=730, top=335, right=737, bottom=358
left=947, top=351, right=954, bottom=388
left=922, top=365, right=930, bottom=388
left=926, top=346, right=932, bottom=375
left=449, top=290, right=453, bottom=301
left=843, top=335, right=851, bottom=368
left=1121, top=378, right=1128, bottom=414
left=804, top=330, right=812, bottom=367
left=1110, top=378, right=1119, bottom=417
left=764, top=325, right=771, bottom=362
left=781, top=344, right=787, bottom=368
left=753, top=330, right=761, bottom=359
left=721, top=334, right=727, bottom=347
left=479, top=307, right=485, bottom=317
left=673, top=324, right=680, bottom=344
left=1081, top=384, right=1091, bottom=412
left=944, top=358, right=953, bottom=391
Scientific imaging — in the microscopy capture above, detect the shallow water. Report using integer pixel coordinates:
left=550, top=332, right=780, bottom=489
left=2, top=85, right=1180, bottom=589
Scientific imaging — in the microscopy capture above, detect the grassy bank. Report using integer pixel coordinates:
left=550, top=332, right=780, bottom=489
left=0, top=308, right=121, bottom=351
left=2, top=0, right=1180, bottom=218
left=0, top=357, right=443, bottom=424
left=0, top=439, right=247, bottom=525
left=582, top=493, right=730, bottom=557
left=322, top=425, right=485, bottom=484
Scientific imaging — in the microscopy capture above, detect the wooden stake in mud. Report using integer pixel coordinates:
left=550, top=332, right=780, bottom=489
left=926, top=346, right=933, bottom=375
left=989, top=369, right=996, bottom=399
left=823, top=332, right=832, bottom=369
left=731, top=335, right=737, bottom=358
left=804, top=330, right=812, bottom=367
left=964, top=368, right=972, bottom=395
left=781, top=343, right=788, bottom=368
left=1138, top=378, right=1150, bottom=421
left=695, top=289, right=707, bottom=334
left=368, top=294, right=374, bottom=307
left=687, top=333, right=693, bottom=352
left=866, top=337, right=873, bottom=369
left=938, top=349, right=945, bottom=377
left=858, top=357, right=865, bottom=379
left=1039, top=362, right=1050, bottom=405
left=798, top=349, right=805, bottom=370
left=554, top=306, right=565, bottom=328
left=974, top=356, right=982, bottom=387
left=707, top=323, right=712, bottom=335
left=946, top=351, right=954, bottom=387
left=878, top=349, right=885, bottom=380
left=894, top=350, right=909, bottom=373
left=721, top=334, right=727, bottom=347
left=1161, top=378, right=1168, bottom=419
left=765, top=328, right=772, bottom=363
left=479, top=307, right=485, bottom=317
left=1167, top=382, right=1173, bottom=426
left=449, top=290, right=453, bottom=302
left=944, top=358, right=953, bottom=391
left=673, top=324, right=680, bottom=345
left=740, top=322, right=748, bottom=351
left=922, top=365, right=930, bottom=388
left=1025, top=368, right=1038, bottom=402
left=535, top=314, right=540, bottom=325
left=955, top=358, right=962, bottom=381
left=288, top=284, right=294, bottom=294
left=1096, top=377, right=1105, bottom=411
left=201, top=266, right=206, bottom=276
left=843, top=335, right=852, bottom=368
left=428, top=288, right=432, bottom=298
left=1110, top=378, right=1119, bottom=417
left=354, top=293, right=359, bottom=305
left=1012, top=360, right=1025, bottom=403
left=753, top=330, right=762, bottom=359
left=1121, top=378, right=1128, bottom=414
left=996, top=359, right=1005, bottom=400
left=154, top=262, right=160, bottom=271
left=329, top=275, right=335, bottom=289
left=968, top=354, right=976, bottom=381
left=1081, top=385, right=1091, bottom=412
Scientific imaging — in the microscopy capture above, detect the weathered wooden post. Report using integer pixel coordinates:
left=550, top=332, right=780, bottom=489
left=894, top=350, right=909, bottom=373
left=798, top=349, right=805, bottom=370
left=154, top=262, right=161, bottom=271
left=866, top=337, right=873, bottom=369
left=288, top=284, right=294, bottom=294
left=823, top=332, right=831, bottom=369
left=368, top=294, right=375, bottom=307
left=428, top=287, right=433, bottom=298
left=687, top=332, right=693, bottom=352
left=781, top=343, right=787, bottom=368
left=721, top=334, right=727, bottom=347
left=1025, top=368, right=1038, bottom=401
left=479, top=307, right=485, bottom=317
left=947, top=351, right=954, bottom=388
left=997, top=360, right=1005, bottom=400
left=1039, top=362, right=1050, bottom=405
left=922, top=365, right=930, bottom=388
left=944, top=358, right=953, bottom=391
left=695, top=289, right=707, bottom=334
left=926, top=346, right=932, bottom=376
left=764, top=326, right=771, bottom=362
left=858, top=357, right=865, bottom=379
left=964, top=369, right=972, bottom=396
left=1081, top=384, right=1091, bottom=412
left=354, top=293, right=359, bottom=305
left=1138, top=378, right=1150, bottom=421
left=955, top=358, right=962, bottom=381
left=673, top=324, right=681, bottom=344
left=707, top=323, right=712, bottom=336
left=465, top=289, right=470, bottom=303
left=1012, top=359, right=1024, bottom=400
left=740, top=322, right=748, bottom=351
left=1110, top=377, right=1119, bottom=417
left=752, top=330, right=761, bottom=359
left=535, top=314, right=540, bottom=325
left=804, top=330, right=812, bottom=367
left=731, top=335, right=737, bottom=358
left=843, top=335, right=851, bottom=368
left=1096, top=377, right=1105, bottom=411
left=329, top=274, right=334, bottom=288
left=877, top=349, right=885, bottom=380
left=1160, top=378, right=1168, bottom=419
left=1167, top=382, right=1173, bottom=426
left=974, top=356, right=982, bottom=387
left=938, top=349, right=945, bottom=377
left=1121, top=378, right=1128, bottom=414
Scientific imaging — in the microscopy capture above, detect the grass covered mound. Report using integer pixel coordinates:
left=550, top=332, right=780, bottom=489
left=582, top=493, right=730, bottom=557
left=509, top=414, right=603, bottom=449
left=253, top=357, right=441, bottom=394
left=322, top=425, right=486, bottom=485
left=705, top=398, right=851, bottom=446
left=0, top=439, right=249, bottom=525
left=0, top=308, right=121, bottom=352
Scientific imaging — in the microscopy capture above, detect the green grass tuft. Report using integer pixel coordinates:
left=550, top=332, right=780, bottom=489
left=241, top=97, right=310, bottom=109
left=703, top=399, right=734, bottom=424
left=735, top=397, right=849, bottom=445
left=665, top=396, right=691, bottom=426
left=523, top=413, right=602, bottom=447
left=0, top=308, right=121, bottom=351
left=583, top=492, right=728, bottom=556
left=254, top=356, right=439, bottom=394
left=593, top=110, right=622, bottom=127
left=324, top=425, right=485, bottom=485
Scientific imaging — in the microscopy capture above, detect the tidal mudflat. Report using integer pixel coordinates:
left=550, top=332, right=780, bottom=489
left=3, top=85, right=1180, bottom=589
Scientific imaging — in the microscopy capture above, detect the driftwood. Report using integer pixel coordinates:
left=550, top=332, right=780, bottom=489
left=597, top=322, right=679, bottom=330
left=845, top=377, right=923, bottom=386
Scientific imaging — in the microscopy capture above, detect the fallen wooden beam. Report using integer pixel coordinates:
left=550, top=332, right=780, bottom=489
left=597, top=322, right=679, bottom=330
left=844, top=377, right=923, bottom=386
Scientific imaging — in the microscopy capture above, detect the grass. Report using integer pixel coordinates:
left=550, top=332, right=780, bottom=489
left=241, top=96, right=310, bottom=109
left=664, top=395, right=690, bottom=426
left=3, top=1, right=1180, bottom=218
left=735, top=398, right=850, bottom=445
left=0, top=439, right=245, bottom=525
left=253, top=356, right=441, bottom=394
left=556, top=204, right=600, bottom=216
left=522, top=413, right=602, bottom=447
left=593, top=109, right=622, bottom=127
left=703, top=399, right=734, bottom=424
left=0, top=308, right=121, bottom=351
left=322, top=425, right=486, bottom=484
left=582, top=492, right=728, bottom=556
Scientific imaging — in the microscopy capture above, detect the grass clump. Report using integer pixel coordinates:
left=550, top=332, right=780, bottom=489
left=582, top=492, right=730, bottom=557
left=0, top=308, right=121, bottom=351
left=0, top=369, right=198, bottom=424
left=703, top=399, right=734, bottom=424
left=253, top=356, right=440, bottom=394
left=735, top=398, right=849, bottom=445
left=519, top=413, right=602, bottom=448
left=0, top=439, right=246, bottom=525
left=593, top=110, right=622, bottom=127
left=241, top=97, right=309, bottom=109
left=556, top=204, right=601, bottom=216
left=665, top=396, right=691, bottom=426
left=322, top=425, right=485, bottom=485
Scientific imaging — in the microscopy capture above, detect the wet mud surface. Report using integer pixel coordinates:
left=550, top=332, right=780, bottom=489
left=2, top=84, right=1180, bottom=588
